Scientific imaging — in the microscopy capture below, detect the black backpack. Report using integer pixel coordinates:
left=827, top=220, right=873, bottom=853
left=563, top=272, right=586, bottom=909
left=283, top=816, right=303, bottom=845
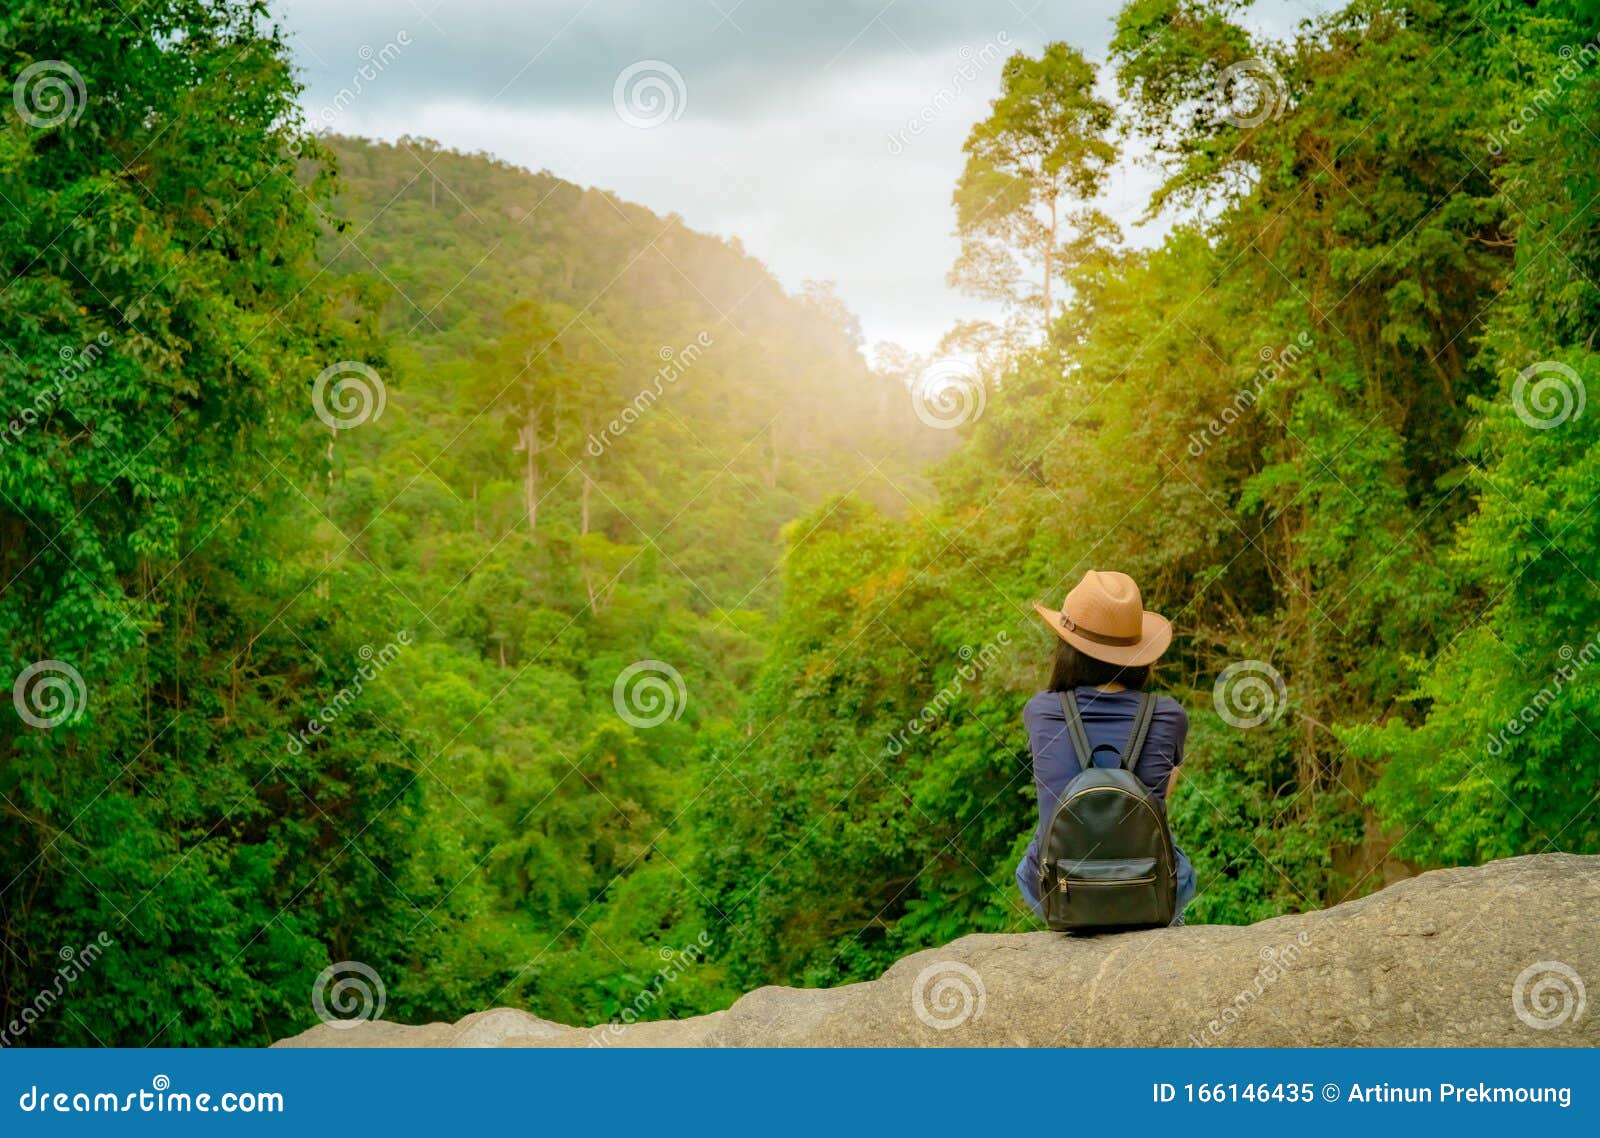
left=1038, top=689, right=1178, bottom=931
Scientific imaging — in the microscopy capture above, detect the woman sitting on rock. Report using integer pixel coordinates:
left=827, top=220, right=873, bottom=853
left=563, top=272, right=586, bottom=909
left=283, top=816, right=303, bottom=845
left=1016, top=570, right=1196, bottom=928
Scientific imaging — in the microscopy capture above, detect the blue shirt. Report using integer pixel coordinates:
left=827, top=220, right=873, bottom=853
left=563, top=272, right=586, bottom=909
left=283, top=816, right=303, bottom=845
left=1015, top=687, right=1194, bottom=915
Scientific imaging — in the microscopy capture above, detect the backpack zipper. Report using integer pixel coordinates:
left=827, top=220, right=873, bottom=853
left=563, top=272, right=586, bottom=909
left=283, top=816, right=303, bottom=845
left=1053, top=784, right=1167, bottom=833
left=1046, top=785, right=1171, bottom=899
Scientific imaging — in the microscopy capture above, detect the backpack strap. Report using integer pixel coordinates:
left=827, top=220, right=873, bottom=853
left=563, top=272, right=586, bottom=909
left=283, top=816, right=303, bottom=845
left=1057, top=690, right=1095, bottom=774
left=1121, top=692, right=1157, bottom=772
left=1060, top=689, right=1159, bottom=773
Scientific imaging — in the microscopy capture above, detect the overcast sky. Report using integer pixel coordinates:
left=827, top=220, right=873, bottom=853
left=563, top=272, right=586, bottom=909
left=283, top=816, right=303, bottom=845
left=271, top=0, right=1327, bottom=356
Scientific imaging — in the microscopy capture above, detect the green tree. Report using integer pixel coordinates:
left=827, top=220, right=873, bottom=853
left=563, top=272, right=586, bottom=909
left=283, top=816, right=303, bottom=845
left=0, top=0, right=466, bottom=1044
left=1356, top=0, right=1600, bottom=863
left=949, top=42, right=1118, bottom=329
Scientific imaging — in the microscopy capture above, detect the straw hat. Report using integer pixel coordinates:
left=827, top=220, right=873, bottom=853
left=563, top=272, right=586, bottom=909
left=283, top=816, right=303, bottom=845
left=1033, top=570, right=1172, bottom=667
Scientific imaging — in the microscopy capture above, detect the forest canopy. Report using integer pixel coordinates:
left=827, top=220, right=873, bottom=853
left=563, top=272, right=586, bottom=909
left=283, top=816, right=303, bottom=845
left=2, top=0, right=1597, bottom=1044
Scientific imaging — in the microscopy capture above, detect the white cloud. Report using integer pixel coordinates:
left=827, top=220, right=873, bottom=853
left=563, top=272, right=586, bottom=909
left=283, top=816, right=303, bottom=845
left=275, top=0, right=1330, bottom=354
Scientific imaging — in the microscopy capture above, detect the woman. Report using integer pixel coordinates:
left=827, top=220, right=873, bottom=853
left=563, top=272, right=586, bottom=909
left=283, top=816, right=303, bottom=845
left=1016, top=569, right=1197, bottom=923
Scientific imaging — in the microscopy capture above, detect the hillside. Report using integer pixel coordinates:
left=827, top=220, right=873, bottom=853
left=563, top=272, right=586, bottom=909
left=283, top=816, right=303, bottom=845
left=276, top=136, right=945, bottom=1029
left=318, top=134, right=935, bottom=611
left=0, top=112, right=943, bottom=1043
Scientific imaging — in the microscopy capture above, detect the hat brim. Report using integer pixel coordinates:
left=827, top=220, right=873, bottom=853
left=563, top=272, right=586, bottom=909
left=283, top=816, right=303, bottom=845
left=1032, top=603, right=1172, bottom=667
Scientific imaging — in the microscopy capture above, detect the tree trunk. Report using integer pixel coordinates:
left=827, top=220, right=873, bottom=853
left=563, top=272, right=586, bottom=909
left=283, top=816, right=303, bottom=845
left=1043, top=198, right=1057, bottom=329
left=581, top=468, right=592, bottom=535
left=518, top=409, right=539, bottom=536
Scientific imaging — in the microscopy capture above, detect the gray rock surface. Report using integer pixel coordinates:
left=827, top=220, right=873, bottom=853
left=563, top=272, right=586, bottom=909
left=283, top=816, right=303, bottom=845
left=274, top=853, right=1598, bottom=1048
left=273, top=1006, right=570, bottom=1048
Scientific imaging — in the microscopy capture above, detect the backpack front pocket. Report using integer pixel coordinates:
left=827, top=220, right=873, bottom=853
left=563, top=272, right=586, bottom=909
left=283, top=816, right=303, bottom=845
left=1048, top=856, right=1163, bottom=928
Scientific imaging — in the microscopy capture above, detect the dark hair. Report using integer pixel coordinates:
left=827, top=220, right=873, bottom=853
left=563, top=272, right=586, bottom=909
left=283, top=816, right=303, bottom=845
left=1047, top=639, right=1150, bottom=692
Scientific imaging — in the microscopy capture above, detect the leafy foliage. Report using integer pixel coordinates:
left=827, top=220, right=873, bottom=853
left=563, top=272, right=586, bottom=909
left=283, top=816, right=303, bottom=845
left=701, top=0, right=1599, bottom=989
left=950, top=41, right=1119, bottom=331
left=3, top=0, right=1596, bottom=1043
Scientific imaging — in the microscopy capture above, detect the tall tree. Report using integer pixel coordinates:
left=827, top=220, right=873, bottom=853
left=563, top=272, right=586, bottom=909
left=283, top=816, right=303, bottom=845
left=949, top=42, right=1118, bottom=330
left=485, top=300, right=565, bottom=538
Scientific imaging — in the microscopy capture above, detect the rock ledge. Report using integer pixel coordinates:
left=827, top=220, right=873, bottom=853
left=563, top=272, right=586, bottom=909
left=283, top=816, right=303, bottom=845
left=274, top=854, right=1598, bottom=1048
